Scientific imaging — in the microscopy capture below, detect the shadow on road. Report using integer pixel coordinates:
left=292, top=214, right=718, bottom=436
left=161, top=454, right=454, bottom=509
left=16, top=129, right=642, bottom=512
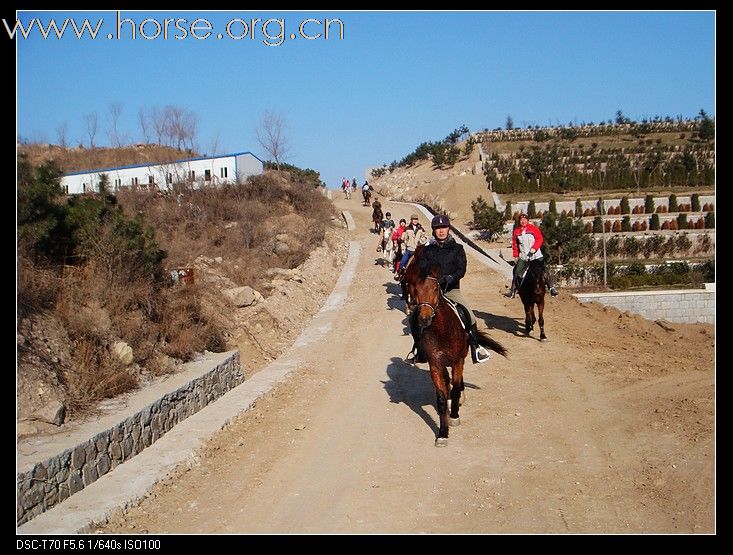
left=382, top=358, right=438, bottom=436
left=475, top=309, right=525, bottom=337
left=384, top=282, right=410, bottom=335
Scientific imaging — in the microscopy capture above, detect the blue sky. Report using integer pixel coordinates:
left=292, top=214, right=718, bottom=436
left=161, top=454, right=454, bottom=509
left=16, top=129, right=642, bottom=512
left=15, top=10, right=715, bottom=188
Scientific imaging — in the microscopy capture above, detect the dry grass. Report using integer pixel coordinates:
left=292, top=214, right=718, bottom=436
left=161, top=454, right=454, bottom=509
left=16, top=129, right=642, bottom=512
left=117, top=172, right=336, bottom=291
left=17, top=143, right=194, bottom=174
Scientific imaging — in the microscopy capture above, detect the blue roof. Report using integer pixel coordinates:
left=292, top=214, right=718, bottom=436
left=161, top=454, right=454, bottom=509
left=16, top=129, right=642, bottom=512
left=63, top=150, right=263, bottom=177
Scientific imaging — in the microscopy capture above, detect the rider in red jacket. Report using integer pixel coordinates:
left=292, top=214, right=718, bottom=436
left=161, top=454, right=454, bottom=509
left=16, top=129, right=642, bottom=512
left=504, top=213, right=558, bottom=298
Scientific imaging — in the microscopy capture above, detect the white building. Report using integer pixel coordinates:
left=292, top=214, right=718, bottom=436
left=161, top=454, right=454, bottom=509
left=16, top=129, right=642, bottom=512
left=60, top=151, right=263, bottom=195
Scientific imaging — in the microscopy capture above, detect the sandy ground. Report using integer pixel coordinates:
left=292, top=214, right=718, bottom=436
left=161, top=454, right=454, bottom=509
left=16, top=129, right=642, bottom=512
left=97, top=197, right=715, bottom=534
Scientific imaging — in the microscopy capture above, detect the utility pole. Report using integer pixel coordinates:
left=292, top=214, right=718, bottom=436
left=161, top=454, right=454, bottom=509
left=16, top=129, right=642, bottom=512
left=600, top=170, right=608, bottom=289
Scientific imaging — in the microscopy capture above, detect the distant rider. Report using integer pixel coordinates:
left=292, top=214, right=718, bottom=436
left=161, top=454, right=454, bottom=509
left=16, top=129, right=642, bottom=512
left=504, top=212, right=558, bottom=298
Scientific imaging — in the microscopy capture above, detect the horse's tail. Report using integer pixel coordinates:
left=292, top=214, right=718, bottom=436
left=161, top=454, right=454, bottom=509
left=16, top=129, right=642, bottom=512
left=476, top=329, right=508, bottom=358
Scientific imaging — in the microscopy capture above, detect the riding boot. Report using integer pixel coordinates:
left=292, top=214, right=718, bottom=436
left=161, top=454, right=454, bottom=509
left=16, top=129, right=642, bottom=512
left=405, top=311, right=427, bottom=364
left=468, top=323, right=491, bottom=364
left=503, top=283, right=516, bottom=298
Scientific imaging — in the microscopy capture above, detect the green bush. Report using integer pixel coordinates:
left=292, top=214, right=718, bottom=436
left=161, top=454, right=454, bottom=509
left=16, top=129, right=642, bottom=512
left=624, top=236, right=641, bottom=257
left=621, top=216, right=631, bottom=232
left=650, top=213, right=660, bottom=230
left=705, top=211, right=715, bottom=229
left=620, top=196, right=630, bottom=214
left=503, top=201, right=513, bottom=221
left=592, top=216, right=603, bottom=233
left=471, top=196, right=504, bottom=239
left=691, top=193, right=701, bottom=212
left=645, top=194, right=655, bottom=214
left=575, top=198, right=583, bottom=218
left=624, top=261, right=647, bottom=276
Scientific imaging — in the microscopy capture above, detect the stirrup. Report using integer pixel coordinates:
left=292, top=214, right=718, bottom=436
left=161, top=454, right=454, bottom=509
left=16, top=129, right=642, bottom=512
left=503, top=290, right=515, bottom=298
left=549, top=287, right=558, bottom=297
left=471, top=345, right=491, bottom=364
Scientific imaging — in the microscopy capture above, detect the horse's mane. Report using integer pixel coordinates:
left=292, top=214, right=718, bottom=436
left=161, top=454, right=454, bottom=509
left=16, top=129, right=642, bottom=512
left=417, top=262, right=440, bottom=281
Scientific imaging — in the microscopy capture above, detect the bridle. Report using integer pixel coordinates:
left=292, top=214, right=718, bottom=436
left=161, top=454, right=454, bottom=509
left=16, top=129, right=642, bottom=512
left=416, top=275, right=441, bottom=329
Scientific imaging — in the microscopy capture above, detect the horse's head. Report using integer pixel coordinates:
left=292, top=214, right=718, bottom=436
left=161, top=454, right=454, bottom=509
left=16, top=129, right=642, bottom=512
left=414, top=266, right=442, bottom=330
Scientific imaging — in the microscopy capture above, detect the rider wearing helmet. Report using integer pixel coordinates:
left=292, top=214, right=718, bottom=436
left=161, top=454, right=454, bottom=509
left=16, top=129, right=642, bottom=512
left=504, top=212, right=558, bottom=298
left=376, top=210, right=395, bottom=252
left=409, top=214, right=491, bottom=364
left=381, top=211, right=395, bottom=231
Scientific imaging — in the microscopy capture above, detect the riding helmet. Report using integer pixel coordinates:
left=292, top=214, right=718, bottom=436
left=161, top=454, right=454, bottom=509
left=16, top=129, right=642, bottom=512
left=431, top=214, right=451, bottom=228
left=385, top=212, right=391, bottom=218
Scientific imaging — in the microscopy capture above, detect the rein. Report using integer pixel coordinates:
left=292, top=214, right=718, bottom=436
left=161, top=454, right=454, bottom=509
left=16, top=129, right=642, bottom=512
left=417, top=276, right=441, bottom=327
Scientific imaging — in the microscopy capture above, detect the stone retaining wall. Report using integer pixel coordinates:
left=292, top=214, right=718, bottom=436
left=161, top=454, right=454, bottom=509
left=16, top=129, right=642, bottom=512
left=573, top=285, right=715, bottom=324
left=16, top=351, right=243, bottom=525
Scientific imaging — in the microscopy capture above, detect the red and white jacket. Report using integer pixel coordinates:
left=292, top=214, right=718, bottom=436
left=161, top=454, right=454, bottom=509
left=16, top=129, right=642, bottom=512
left=511, top=222, right=545, bottom=261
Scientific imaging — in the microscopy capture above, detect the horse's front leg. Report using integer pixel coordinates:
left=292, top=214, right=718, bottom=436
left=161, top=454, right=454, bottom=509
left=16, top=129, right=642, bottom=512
left=537, top=298, right=547, bottom=341
left=449, top=360, right=465, bottom=426
left=430, top=363, right=451, bottom=446
left=524, top=303, right=533, bottom=335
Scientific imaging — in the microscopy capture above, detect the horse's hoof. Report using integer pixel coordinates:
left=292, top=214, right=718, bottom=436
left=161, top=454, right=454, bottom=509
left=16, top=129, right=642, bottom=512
left=435, top=437, right=448, bottom=447
left=449, top=417, right=461, bottom=427
left=540, top=336, right=548, bottom=342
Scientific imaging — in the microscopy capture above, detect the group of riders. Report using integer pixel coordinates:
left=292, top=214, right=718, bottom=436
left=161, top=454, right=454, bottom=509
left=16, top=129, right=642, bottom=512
left=372, top=205, right=558, bottom=366
left=341, top=177, right=373, bottom=206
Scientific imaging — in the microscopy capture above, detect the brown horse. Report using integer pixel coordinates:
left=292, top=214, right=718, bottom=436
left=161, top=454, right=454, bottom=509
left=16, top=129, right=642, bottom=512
left=412, top=265, right=508, bottom=446
left=372, top=205, right=383, bottom=233
left=517, top=259, right=547, bottom=341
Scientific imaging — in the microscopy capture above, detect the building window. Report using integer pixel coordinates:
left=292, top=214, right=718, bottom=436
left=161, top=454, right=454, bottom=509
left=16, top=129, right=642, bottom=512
left=82, top=182, right=86, bottom=192
left=167, top=173, right=173, bottom=184
left=131, top=177, right=139, bottom=186
left=205, top=169, right=211, bottom=181
left=114, top=178, right=121, bottom=190
left=148, top=175, right=154, bottom=185
left=220, top=167, right=228, bottom=178
left=64, top=185, right=69, bottom=194
left=188, top=170, right=195, bottom=180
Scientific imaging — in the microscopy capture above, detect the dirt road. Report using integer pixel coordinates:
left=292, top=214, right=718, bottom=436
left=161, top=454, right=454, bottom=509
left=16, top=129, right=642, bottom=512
left=99, top=197, right=715, bottom=534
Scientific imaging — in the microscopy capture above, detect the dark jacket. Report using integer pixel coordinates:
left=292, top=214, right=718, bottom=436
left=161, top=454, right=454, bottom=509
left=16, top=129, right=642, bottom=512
left=417, top=236, right=466, bottom=291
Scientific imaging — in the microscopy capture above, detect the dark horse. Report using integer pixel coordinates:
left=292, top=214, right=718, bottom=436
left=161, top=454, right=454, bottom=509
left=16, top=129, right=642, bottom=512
left=362, top=187, right=372, bottom=206
left=517, top=259, right=547, bottom=341
left=411, top=265, right=508, bottom=446
left=372, top=203, right=383, bottom=233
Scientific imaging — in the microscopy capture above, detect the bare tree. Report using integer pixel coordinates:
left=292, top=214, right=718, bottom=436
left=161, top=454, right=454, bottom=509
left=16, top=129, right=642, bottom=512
left=138, top=106, right=150, bottom=144
left=151, top=105, right=198, bottom=152
left=84, top=112, right=98, bottom=148
left=55, top=121, right=68, bottom=148
left=151, top=106, right=166, bottom=145
left=208, top=132, right=221, bottom=157
left=255, top=110, right=290, bottom=170
left=108, top=102, right=125, bottom=147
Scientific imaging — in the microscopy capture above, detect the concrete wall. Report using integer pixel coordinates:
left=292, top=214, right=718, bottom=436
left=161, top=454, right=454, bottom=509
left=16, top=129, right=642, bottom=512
left=16, top=351, right=243, bottom=525
left=573, top=285, right=715, bottom=324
